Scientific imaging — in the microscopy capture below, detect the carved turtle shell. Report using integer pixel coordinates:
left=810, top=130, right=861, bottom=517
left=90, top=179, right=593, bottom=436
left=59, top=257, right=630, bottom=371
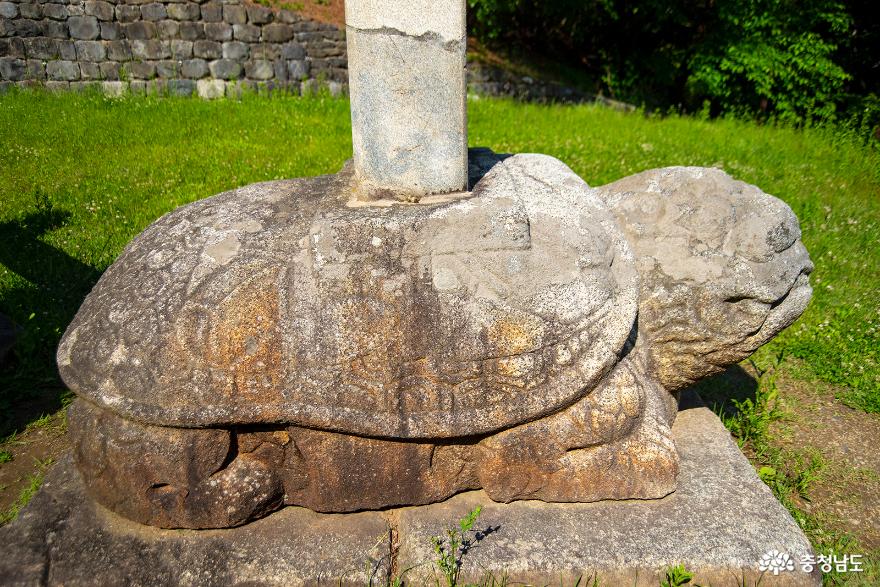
left=57, top=154, right=639, bottom=439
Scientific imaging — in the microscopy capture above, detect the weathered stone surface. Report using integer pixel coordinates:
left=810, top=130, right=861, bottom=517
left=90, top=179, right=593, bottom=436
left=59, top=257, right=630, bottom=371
left=168, top=2, right=200, bottom=21
left=287, top=58, right=307, bottom=80
left=23, top=36, right=57, bottom=60
left=105, top=39, right=131, bottom=61
left=196, top=77, right=224, bottom=98
left=0, top=454, right=392, bottom=586
left=46, top=59, right=79, bottom=80
left=201, top=2, right=222, bottom=23
left=244, top=58, right=272, bottom=80
left=597, top=167, right=813, bottom=392
left=478, top=342, right=679, bottom=503
left=74, top=39, right=105, bottom=61
left=140, top=3, right=167, bottom=22
left=181, top=57, right=208, bottom=78
left=115, top=4, right=140, bottom=24
left=0, top=58, right=27, bottom=81
left=102, top=79, right=125, bottom=96
left=157, top=19, right=180, bottom=39
left=170, top=38, right=193, bottom=59
left=0, top=2, right=18, bottom=19
left=57, top=154, right=638, bottom=440
left=70, top=400, right=283, bottom=529
left=246, top=4, right=273, bottom=25
left=262, top=23, right=293, bottom=43
left=193, top=38, right=220, bottom=59
left=222, top=3, right=247, bottom=25
left=84, top=0, right=114, bottom=22
left=131, top=38, right=170, bottom=60
left=221, top=40, right=247, bottom=59
left=67, top=15, right=99, bottom=40
left=398, top=395, right=821, bottom=586
left=0, top=395, right=817, bottom=586
left=205, top=21, right=232, bottom=41
left=232, top=23, right=260, bottom=42
left=209, top=57, right=240, bottom=79
left=346, top=0, right=468, bottom=199
left=100, top=21, right=120, bottom=41
left=124, top=20, right=157, bottom=40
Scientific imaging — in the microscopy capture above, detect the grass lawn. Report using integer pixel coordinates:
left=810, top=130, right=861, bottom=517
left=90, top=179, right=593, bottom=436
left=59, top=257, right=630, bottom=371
left=1, top=90, right=878, bottom=584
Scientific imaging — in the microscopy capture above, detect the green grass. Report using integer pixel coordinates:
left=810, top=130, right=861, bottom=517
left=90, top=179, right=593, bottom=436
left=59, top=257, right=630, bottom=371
left=0, top=89, right=878, bottom=434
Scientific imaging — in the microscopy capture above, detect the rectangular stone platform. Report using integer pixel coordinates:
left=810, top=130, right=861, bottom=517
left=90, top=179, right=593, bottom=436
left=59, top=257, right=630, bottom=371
left=0, top=396, right=819, bottom=586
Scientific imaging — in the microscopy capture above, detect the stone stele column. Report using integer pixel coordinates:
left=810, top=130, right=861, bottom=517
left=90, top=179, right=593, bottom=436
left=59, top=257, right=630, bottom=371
left=345, top=0, right=468, bottom=201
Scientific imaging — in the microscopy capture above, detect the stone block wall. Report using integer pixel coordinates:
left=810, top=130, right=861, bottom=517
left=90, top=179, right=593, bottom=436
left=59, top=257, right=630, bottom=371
left=0, top=0, right=347, bottom=97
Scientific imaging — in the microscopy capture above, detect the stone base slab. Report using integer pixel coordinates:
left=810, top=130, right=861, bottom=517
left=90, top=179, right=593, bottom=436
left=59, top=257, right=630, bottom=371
left=0, top=395, right=819, bottom=586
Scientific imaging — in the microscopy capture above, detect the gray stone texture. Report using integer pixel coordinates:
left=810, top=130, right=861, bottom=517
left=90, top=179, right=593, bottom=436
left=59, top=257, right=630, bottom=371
left=232, top=23, right=259, bottom=42
left=261, top=23, right=293, bottom=43
left=170, top=38, right=192, bottom=59
left=0, top=0, right=349, bottom=93
left=205, top=21, right=232, bottom=41
left=115, top=5, right=140, bottom=24
left=74, top=39, right=105, bottom=61
left=0, top=2, right=18, bottom=19
left=131, top=38, right=170, bottom=60
left=167, top=2, right=199, bottom=22
left=208, top=57, right=240, bottom=79
left=243, top=58, right=271, bottom=79
left=0, top=395, right=817, bottom=586
left=84, top=1, right=113, bottom=22
left=246, top=4, right=273, bottom=25
left=180, top=57, right=207, bottom=78
left=0, top=57, right=26, bottom=81
left=157, top=19, right=179, bottom=39
left=597, top=167, right=814, bottom=392
left=23, top=36, right=57, bottom=60
left=196, top=76, right=223, bottom=98
left=68, top=15, right=99, bottom=40
left=125, top=21, right=157, bottom=40
left=140, top=3, right=167, bottom=22
left=222, top=3, right=246, bottom=25
left=200, top=2, right=221, bottom=23
left=193, top=39, right=220, bottom=59
left=14, top=18, right=41, bottom=37
left=346, top=0, right=468, bottom=199
left=221, top=39, right=247, bottom=60
left=100, top=22, right=120, bottom=40
left=46, top=59, right=79, bottom=80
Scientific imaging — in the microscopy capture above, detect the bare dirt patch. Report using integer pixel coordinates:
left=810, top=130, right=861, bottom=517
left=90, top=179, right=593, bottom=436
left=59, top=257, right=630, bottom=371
left=771, top=370, right=880, bottom=550
left=0, top=410, right=68, bottom=523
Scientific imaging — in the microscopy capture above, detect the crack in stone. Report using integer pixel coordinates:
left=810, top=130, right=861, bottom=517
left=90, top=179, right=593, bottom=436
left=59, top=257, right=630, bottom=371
left=346, top=24, right=463, bottom=53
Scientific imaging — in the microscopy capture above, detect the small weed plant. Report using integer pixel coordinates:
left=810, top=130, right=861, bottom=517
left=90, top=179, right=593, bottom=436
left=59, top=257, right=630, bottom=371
left=432, top=506, right=482, bottom=587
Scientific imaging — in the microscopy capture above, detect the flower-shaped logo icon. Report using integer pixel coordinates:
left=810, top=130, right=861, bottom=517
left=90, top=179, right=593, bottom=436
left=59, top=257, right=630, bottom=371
left=759, top=550, right=796, bottom=575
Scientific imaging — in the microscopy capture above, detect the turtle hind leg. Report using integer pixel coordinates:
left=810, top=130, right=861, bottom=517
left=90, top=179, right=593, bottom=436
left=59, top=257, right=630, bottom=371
left=478, top=350, right=679, bottom=503
left=69, top=400, right=284, bottom=529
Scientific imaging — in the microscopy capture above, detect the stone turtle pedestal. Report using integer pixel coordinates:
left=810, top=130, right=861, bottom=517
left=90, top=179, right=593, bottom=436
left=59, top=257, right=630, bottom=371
left=0, top=392, right=820, bottom=587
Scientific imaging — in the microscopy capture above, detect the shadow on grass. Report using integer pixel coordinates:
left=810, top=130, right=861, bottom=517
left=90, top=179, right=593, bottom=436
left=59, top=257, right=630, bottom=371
left=685, top=364, right=760, bottom=418
left=0, top=205, right=102, bottom=438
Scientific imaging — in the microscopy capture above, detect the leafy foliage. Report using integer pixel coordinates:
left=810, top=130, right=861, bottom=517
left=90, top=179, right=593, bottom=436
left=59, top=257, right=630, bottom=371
left=468, top=0, right=877, bottom=132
